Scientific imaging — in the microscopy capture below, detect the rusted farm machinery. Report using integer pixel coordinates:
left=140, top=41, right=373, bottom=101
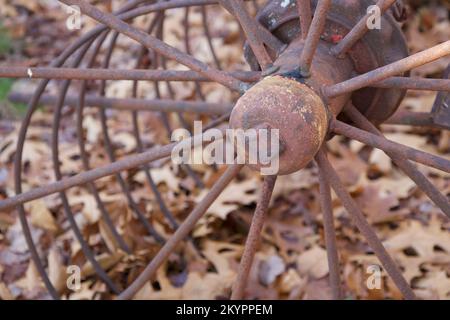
left=0, top=0, right=449, bottom=300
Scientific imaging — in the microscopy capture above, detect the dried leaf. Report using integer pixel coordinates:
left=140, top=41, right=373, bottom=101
left=297, top=246, right=329, bottom=279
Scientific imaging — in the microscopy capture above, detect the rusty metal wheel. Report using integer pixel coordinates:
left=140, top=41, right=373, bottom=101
left=0, top=0, right=449, bottom=300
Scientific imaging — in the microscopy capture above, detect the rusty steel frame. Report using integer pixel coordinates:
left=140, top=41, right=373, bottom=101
left=344, top=105, right=450, bottom=219
left=0, top=0, right=449, bottom=300
left=4, top=67, right=450, bottom=92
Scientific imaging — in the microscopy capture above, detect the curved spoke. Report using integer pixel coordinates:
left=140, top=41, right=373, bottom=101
left=59, top=0, right=247, bottom=92
left=5, top=0, right=449, bottom=301
left=11, top=0, right=150, bottom=301
left=231, top=175, right=277, bottom=300
left=332, top=119, right=450, bottom=173
left=317, top=164, right=342, bottom=299
left=345, top=105, right=450, bottom=219
left=77, top=31, right=132, bottom=253
left=315, top=149, right=416, bottom=300
left=200, top=6, right=222, bottom=70
left=331, top=0, right=397, bottom=57
left=299, top=0, right=332, bottom=76
left=324, top=41, right=450, bottom=98
left=51, top=42, right=121, bottom=293
left=185, top=6, right=208, bottom=102
left=131, top=29, right=181, bottom=230
left=118, top=164, right=244, bottom=300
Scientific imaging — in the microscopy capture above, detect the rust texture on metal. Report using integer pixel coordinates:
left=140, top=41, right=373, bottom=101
left=0, top=66, right=261, bottom=82
left=330, top=0, right=399, bottom=57
left=432, top=64, right=450, bottom=128
left=324, top=41, right=450, bottom=98
left=273, top=37, right=354, bottom=114
left=385, top=110, right=450, bottom=130
left=60, top=0, right=246, bottom=92
left=221, top=0, right=273, bottom=70
left=315, top=149, right=416, bottom=300
left=317, top=163, right=342, bottom=299
left=230, top=75, right=329, bottom=175
left=248, top=0, right=410, bottom=123
left=1, top=0, right=450, bottom=300
left=9, top=92, right=233, bottom=115
left=297, top=0, right=312, bottom=39
left=118, top=164, right=244, bottom=300
left=231, top=175, right=277, bottom=300
left=371, top=76, right=450, bottom=91
left=331, top=119, right=450, bottom=173
left=298, top=0, right=332, bottom=76
left=345, top=105, right=450, bottom=219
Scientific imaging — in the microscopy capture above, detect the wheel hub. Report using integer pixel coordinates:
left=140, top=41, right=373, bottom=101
left=244, top=0, right=409, bottom=124
left=230, top=75, right=329, bottom=175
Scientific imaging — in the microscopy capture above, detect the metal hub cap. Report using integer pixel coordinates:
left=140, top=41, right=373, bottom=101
left=230, top=75, right=328, bottom=174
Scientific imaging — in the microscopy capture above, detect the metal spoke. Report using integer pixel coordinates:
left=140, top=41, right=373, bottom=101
left=220, top=0, right=272, bottom=70
left=59, top=0, right=247, bottom=92
left=331, top=0, right=398, bottom=57
left=131, top=26, right=181, bottom=231
left=299, top=0, right=332, bottom=76
left=231, top=175, right=277, bottom=300
left=219, top=0, right=285, bottom=52
left=324, top=41, right=450, bottom=98
left=0, top=66, right=260, bottom=82
left=4, top=0, right=449, bottom=301
left=200, top=6, right=222, bottom=70
left=345, top=105, right=450, bottom=219
left=385, top=110, right=450, bottom=130
left=11, top=0, right=150, bottom=300
left=371, top=77, right=450, bottom=91
left=1, top=130, right=224, bottom=211
left=9, top=92, right=233, bottom=115
left=332, top=119, right=450, bottom=173
left=118, top=164, right=244, bottom=300
left=297, top=0, right=312, bottom=40
left=315, top=149, right=416, bottom=300
left=316, top=164, right=342, bottom=299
